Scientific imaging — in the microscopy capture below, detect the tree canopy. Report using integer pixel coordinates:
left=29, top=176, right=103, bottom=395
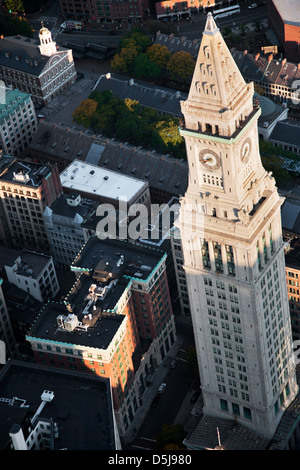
left=73, top=90, right=186, bottom=159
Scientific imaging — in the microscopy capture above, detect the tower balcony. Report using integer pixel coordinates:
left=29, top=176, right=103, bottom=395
left=179, top=105, right=261, bottom=144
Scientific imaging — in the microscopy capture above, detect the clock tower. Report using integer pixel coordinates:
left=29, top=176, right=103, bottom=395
left=178, top=13, right=298, bottom=439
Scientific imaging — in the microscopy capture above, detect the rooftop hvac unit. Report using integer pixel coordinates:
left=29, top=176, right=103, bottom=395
left=63, top=314, right=78, bottom=331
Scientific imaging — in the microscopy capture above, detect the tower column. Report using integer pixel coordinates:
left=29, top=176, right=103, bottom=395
left=221, top=244, right=228, bottom=275
left=208, top=240, right=215, bottom=273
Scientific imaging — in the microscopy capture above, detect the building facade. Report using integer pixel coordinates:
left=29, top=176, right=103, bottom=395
left=59, top=0, right=150, bottom=23
left=26, top=236, right=176, bottom=436
left=178, top=13, right=298, bottom=440
left=0, top=86, right=37, bottom=156
left=268, top=0, right=300, bottom=62
left=0, top=155, right=62, bottom=252
left=0, top=26, right=76, bottom=107
left=0, top=278, right=16, bottom=363
left=43, top=193, right=96, bottom=269
left=4, top=250, right=59, bottom=303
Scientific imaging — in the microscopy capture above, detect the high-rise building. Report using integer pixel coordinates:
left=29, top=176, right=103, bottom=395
left=0, top=155, right=62, bottom=252
left=0, top=85, right=37, bottom=156
left=178, top=13, right=298, bottom=440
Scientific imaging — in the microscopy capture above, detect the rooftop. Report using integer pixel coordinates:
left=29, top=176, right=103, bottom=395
left=60, top=159, right=148, bottom=204
left=72, top=236, right=166, bottom=283
left=94, top=73, right=187, bottom=117
left=0, top=360, right=116, bottom=450
left=0, top=86, right=31, bottom=122
left=0, top=35, right=69, bottom=76
left=5, top=250, right=52, bottom=279
left=0, top=157, right=53, bottom=187
left=27, top=301, right=126, bottom=351
left=272, top=0, right=300, bottom=26
left=45, top=193, right=96, bottom=221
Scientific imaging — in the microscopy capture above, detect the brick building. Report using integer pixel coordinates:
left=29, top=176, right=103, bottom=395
left=268, top=0, right=300, bottom=62
left=59, top=0, right=150, bottom=23
left=26, top=236, right=176, bottom=435
left=0, top=25, right=76, bottom=107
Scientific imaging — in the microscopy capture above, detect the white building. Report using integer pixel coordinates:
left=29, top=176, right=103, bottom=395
left=5, top=250, right=59, bottom=302
left=60, top=159, right=151, bottom=210
left=178, top=13, right=298, bottom=442
left=43, top=193, right=96, bottom=269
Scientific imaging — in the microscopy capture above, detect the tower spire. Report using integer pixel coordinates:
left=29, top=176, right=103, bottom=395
left=183, top=11, right=251, bottom=133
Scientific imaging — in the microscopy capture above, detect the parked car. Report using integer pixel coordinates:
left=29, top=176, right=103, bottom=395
left=170, top=359, right=178, bottom=369
left=248, top=3, right=257, bottom=8
left=157, top=383, right=167, bottom=395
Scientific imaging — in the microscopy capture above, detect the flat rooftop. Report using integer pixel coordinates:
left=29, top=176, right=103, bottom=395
left=272, top=0, right=300, bottom=26
left=5, top=250, right=52, bottom=279
left=60, top=159, right=148, bottom=204
left=0, top=157, right=52, bottom=188
left=0, top=360, right=116, bottom=450
left=72, top=236, right=166, bottom=282
left=27, top=301, right=126, bottom=350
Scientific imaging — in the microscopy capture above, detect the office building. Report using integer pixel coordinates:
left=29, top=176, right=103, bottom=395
left=0, top=85, right=37, bottom=156
left=178, top=13, right=298, bottom=443
left=0, top=360, right=121, bottom=449
left=0, top=155, right=62, bottom=252
left=60, top=159, right=151, bottom=210
left=43, top=193, right=96, bottom=269
left=26, top=236, right=176, bottom=436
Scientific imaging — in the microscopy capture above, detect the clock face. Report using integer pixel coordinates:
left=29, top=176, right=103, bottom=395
left=240, top=138, right=251, bottom=163
left=199, top=149, right=221, bottom=171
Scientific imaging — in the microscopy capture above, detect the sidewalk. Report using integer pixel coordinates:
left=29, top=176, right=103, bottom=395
left=123, top=336, right=183, bottom=445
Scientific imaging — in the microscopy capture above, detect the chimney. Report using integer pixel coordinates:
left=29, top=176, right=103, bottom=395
left=268, top=53, right=273, bottom=62
left=255, top=53, right=260, bottom=60
left=9, top=424, right=27, bottom=450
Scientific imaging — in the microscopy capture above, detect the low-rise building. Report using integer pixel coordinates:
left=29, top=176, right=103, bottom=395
left=0, top=25, right=76, bottom=107
left=4, top=250, right=59, bottom=303
left=0, top=85, right=37, bottom=156
left=0, top=360, right=120, bottom=450
left=59, top=0, right=150, bottom=23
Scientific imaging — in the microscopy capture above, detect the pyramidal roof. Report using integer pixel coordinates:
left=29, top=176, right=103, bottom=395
left=187, top=12, right=248, bottom=110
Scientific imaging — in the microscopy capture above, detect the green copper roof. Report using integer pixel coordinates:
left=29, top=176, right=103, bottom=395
left=0, top=87, right=31, bottom=122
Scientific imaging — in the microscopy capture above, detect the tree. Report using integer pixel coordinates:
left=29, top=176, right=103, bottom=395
left=167, top=51, right=195, bottom=80
left=133, top=53, right=162, bottom=80
left=111, top=41, right=139, bottom=74
left=156, top=424, right=186, bottom=449
left=72, top=99, right=97, bottom=128
left=0, top=14, right=33, bottom=37
left=146, top=43, right=171, bottom=69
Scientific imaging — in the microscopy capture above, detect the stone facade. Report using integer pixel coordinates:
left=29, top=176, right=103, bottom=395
left=178, top=13, right=298, bottom=440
